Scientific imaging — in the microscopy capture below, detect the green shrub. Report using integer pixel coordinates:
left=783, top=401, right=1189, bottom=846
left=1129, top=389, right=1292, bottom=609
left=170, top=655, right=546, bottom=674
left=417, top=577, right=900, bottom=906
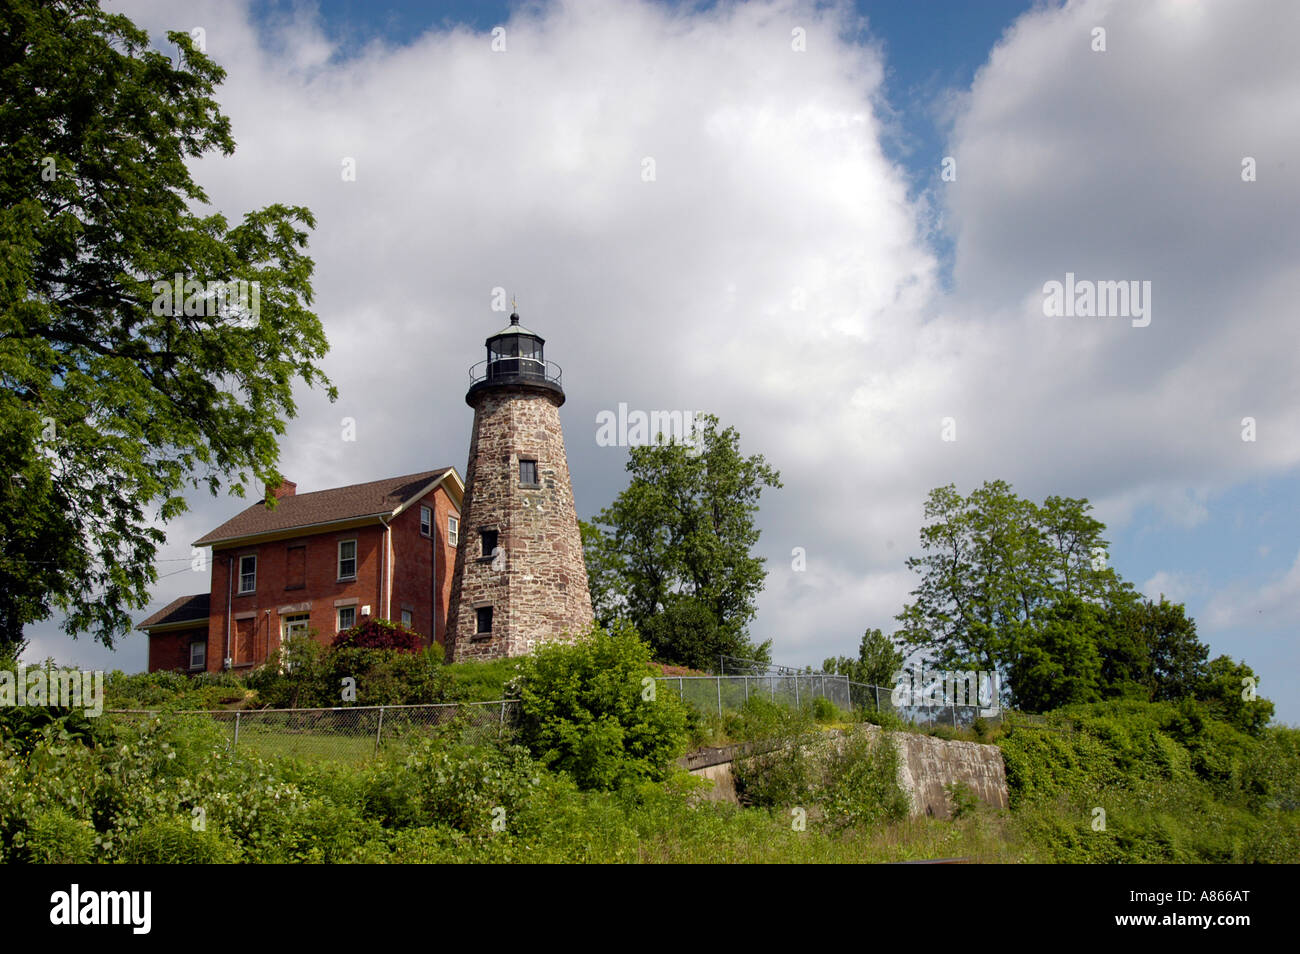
left=23, top=810, right=96, bottom=863
left=809, top=696, right=838, bottom=723
left=0, top=703, right=108, bottom=756
left=723, top=695, right=813, bottom=743
left=946, top=781, right=979, bottom=819
left=323, top=647, right=459, bottom=706
left=402, top=740, right=540, bottom=833
left=443, top=658, right=520, bottom=702
left=512, top=624, right=691, bottom=790
left=247, top=639, right=459, bottom=708
left=820, top=729, right=910, bottom=830
left=734, top=725, right=909, bottom=832
left=860, top=706, right=908, bottom=732
left=103, top=669, right=250, bottom=711
left=119, top=816, right=242, bottom=863
left=733, top=735, right=820, bottom=808
left=246, top=635, right=331, bottom=708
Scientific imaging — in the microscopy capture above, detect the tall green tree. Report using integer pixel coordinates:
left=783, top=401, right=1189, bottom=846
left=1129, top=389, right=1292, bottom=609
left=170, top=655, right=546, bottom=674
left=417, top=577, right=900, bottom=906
left=1007, top=596, right=1105, bottom=711
left=894, top=482, right=1272, bottom=717
left=1198, top=655, right=1274, bottom=735
left=579, top=517, right=629, bottom=631
left=895, top=481, right=1128, bottom=678
left=822, top=628, right=904, bottom=687
left=583, top=414, right=780, bottom=670
left=0, top=0, right=334, bottom=653
left=1118, top=596, right=1209, bottom=702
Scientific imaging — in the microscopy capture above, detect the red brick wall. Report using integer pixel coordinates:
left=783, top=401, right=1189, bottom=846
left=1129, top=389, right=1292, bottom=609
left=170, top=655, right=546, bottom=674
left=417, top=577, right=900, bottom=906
left=205, top=524, right=386, bottom=672
left=147, top=627, right=208, bottom=673
left=197, top=484, right=460, bottom=671
left=389, top=485, right=459, bottom=649
left=434, top=487, right=458, bottom=647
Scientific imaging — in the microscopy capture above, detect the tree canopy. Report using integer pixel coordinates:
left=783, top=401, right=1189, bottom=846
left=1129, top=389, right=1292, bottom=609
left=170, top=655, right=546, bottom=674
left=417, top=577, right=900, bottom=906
left=0, top=0, right=334, bottom=653
left=822, top=628, right=904, bottom=688
left=581, top=413, right=780, bottom=670
left=891, top=481, right=1273, bottom=730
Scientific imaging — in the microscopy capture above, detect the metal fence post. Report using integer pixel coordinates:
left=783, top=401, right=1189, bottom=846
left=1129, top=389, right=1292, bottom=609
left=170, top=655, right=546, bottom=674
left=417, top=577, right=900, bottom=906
left=375, top=705, right=385, bottom=754
left=874, top=684, right=880, bottom=712
left=233, top=710, right=240, bottom=751
left=499, top=699, right=507, bottom=739
left=716, top=676, right=722, bottom=720
left=794, top=675, right=800, bottom=707
left=744, top=675, right=749, bottom=703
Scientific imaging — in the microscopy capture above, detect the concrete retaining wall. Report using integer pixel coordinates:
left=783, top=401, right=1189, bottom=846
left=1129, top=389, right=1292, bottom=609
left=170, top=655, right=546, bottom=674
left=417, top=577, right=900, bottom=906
left=679, top=725, right=1008, bottom=818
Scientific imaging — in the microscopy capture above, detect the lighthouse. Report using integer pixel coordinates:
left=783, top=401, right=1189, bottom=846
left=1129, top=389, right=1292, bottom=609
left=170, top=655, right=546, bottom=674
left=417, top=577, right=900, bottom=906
left=446, top=307, right=594, bottom=661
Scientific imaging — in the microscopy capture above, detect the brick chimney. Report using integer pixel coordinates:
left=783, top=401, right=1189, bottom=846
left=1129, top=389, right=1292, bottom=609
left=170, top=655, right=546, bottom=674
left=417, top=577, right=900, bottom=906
left=265, top=478, right=296, bottom=503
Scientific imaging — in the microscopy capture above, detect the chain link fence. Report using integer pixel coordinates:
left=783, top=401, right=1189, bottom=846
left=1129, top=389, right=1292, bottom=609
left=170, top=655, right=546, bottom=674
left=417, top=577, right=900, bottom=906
left=850, top=680, right=1000, bottom=730
left=658, top=673, right=1000, bottom=729
left=657, top=673, right=851, bottom=715
left=108, top=700, right=518, bottom=762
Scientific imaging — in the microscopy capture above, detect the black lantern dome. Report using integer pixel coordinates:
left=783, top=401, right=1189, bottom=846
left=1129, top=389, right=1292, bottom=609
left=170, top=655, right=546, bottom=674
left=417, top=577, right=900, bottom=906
left=467, top=311, right=564, bottom=405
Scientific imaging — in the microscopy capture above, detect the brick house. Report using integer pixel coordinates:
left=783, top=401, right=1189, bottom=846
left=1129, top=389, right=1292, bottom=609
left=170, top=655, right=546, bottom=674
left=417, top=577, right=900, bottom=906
left=137, top=469, right=463, bottom=674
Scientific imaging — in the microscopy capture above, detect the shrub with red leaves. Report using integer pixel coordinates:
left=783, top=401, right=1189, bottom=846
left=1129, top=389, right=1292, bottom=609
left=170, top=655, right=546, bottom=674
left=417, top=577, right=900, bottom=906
left=331, top=617, right=424, bottom=652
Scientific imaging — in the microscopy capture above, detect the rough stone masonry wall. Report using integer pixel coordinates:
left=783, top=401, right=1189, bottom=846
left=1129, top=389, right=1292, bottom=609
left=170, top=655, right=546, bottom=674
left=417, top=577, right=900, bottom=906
left=448, top=388, right=594, bottom=661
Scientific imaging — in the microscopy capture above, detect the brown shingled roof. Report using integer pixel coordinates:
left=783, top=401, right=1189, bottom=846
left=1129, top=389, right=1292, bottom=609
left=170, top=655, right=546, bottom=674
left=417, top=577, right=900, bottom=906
left=193, top=469, right=456, bottom=547
left=137, top=592, right=210, bottom=631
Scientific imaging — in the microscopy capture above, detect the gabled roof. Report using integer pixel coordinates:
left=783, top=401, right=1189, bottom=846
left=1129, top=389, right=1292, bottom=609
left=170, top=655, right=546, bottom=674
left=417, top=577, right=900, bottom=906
left=137, top=593, right=210, bottom=632
left=193, top=468, right=463, bottom=548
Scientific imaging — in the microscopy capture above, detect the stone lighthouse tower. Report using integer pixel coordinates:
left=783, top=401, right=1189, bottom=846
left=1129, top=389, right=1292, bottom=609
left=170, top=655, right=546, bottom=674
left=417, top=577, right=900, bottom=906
left=446, top=308, right=594, bottom=661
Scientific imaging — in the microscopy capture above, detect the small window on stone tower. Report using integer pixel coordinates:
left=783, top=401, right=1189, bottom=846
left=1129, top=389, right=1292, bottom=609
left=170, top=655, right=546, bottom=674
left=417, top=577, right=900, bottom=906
left=519, top=459, right=538, bottom=486
left=480, top=528, right=498, bottom=559
left=475, top=606, right=493, bottom=634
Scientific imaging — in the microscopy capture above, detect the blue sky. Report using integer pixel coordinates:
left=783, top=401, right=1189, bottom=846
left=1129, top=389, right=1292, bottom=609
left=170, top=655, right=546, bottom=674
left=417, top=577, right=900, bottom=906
left=32, top=0, right=1300, bottom=724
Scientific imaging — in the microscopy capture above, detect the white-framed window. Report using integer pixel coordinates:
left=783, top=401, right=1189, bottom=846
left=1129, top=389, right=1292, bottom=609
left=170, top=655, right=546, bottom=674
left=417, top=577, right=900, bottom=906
left=448, top=515, right=459, bottom=547
left=283, top=613, right=310, bottom=638
left=188, top=639, right=206, bottom=670
left=400, top=608, right=413, bottom=628
left=238, top=554, right=257, bottom=594
left=338, top=539, right=357, bottom=580
left=337, top=605, right=357, bottom=632
left=420, top=505, right=432, bottom=537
